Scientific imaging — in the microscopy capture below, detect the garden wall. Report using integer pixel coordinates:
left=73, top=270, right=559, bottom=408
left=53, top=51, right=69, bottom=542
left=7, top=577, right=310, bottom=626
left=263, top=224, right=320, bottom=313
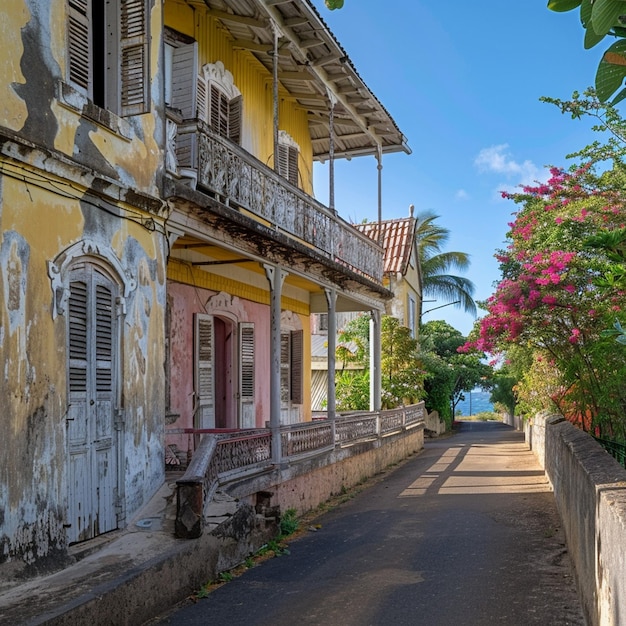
left=527, top=414, right=626, bottom=626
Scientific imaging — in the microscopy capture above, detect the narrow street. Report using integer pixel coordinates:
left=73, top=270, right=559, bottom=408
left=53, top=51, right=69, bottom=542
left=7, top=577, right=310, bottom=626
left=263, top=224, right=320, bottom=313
left=153, top=422, right=585, bottom=626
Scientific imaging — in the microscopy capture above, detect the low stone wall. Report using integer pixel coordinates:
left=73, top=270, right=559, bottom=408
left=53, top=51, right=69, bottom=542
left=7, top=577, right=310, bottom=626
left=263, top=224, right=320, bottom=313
left=223, top=425, right=424, bottom=516
left=526, top=414, right=626, bottom=626
left=424, top=410, right=446, bottom=437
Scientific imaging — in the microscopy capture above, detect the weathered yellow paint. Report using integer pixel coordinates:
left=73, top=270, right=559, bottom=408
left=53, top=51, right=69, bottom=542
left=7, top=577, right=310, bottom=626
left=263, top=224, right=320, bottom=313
left=51, top=101, right=81, bottom=155
left=93, top=113, right=162, bottom=194
left=167, top=258, right=310, bottom=316
left=0, top=0, right=29, bottom=132
left=0, top=164, right=84, bottom=254
left=164, top=0, right=315, bottom=194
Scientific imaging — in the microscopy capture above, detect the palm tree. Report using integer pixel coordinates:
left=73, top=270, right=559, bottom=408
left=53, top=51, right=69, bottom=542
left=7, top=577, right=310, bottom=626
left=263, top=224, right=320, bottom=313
left=415, top=210, right=477, bottom=320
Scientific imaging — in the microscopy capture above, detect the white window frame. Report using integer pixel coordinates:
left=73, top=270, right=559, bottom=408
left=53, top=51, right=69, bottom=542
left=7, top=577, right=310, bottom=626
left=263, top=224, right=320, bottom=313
left=67, top=0, right=150, bottom=116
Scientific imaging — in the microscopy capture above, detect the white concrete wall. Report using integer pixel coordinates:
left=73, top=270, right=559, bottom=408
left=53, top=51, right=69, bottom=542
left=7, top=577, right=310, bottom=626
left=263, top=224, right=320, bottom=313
left=526, top=415, right=626, bottom=626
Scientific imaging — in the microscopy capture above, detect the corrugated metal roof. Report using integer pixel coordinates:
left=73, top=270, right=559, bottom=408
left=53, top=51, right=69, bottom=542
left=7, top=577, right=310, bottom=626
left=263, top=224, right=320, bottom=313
left=354, top=217, right=416, bottom=276
left=196, top=0, right=410, bottom=160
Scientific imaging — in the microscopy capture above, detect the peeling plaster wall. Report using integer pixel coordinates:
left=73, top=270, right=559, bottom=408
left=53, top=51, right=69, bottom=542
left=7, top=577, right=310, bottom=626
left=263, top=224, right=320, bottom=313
left=0, top=0, right=167, bottom=569
left=167, top=281, right=270, bottom=442
left=0, top=177, right=167, bottom=568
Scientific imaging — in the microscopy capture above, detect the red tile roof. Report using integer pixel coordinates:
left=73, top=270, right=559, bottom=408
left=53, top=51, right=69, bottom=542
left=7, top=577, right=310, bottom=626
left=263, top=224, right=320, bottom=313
left=354, top=217, right=416, bottom=275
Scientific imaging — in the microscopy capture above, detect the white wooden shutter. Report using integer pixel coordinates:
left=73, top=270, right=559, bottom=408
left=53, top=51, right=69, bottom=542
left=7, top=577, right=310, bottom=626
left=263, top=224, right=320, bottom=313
left=239, top=323, right=255, bottom=428
left=120, top=0, right=150, bottom=116
left=68, top=279, right=89, bottom=399
left=287, top=146, right=298, bottom=186
left=228, top=95, right=242, bottom=144
left=68, top=0, right=91, bottom=95
left=197, top=75, right=207, bottom=122
left=290, top=330, right=303, bottom=405
left=170, top=42, right=198, bottom=119
left=280, top=331, right=290, bottom=407
left=194, top=314, right=215, bottom=429
left=277, top=144, right=299, bottom=186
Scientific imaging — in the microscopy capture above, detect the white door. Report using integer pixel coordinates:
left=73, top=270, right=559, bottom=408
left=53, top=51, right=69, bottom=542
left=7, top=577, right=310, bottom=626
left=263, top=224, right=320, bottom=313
left=194, top=313, right=215, bottom=429
left=66, top=264, right=119, bottom=543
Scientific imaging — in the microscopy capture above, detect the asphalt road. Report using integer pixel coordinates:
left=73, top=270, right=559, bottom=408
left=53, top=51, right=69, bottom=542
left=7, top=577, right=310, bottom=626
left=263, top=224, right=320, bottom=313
left=153, top=422, right=585, bottom=626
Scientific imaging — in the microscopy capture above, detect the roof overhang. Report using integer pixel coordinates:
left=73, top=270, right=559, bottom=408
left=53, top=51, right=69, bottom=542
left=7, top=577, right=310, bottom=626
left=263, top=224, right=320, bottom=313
left=195, top=0, right=411, bottom=161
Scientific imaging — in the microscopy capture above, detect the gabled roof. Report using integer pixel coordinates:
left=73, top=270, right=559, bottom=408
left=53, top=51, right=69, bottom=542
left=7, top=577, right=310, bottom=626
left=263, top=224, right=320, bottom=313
left=198, top=0, right=410, bottom=160
left=354, top=217, right=417, bottom=276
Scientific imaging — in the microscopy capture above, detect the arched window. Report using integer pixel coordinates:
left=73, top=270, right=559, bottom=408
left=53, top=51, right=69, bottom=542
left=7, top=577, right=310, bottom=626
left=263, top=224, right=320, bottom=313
left=198, top=62, right=242, bottom=144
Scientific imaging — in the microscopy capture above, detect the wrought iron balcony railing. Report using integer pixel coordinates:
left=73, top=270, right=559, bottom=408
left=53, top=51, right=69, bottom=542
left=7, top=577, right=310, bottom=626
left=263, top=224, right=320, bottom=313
left=167, top=116, right=384, bottom=284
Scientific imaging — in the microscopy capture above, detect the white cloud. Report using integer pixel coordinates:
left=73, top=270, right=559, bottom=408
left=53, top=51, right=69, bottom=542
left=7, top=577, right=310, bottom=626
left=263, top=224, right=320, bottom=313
left=474, top=144, right=548, bottom=197
left=455, top=189, right=469, bottom=200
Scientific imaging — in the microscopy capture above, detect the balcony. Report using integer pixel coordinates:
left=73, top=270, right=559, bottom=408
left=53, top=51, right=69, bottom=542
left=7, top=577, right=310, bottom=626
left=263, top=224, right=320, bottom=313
left=166, top=117, right=384, bottom=285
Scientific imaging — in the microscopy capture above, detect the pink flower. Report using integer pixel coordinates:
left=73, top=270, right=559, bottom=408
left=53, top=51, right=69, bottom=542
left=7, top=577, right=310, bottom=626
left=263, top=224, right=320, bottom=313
left=569, top=328, right=581, bottom=344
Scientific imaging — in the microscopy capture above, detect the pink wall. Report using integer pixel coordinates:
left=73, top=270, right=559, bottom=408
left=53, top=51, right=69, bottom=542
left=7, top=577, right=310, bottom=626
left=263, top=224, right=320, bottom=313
left=166, top=282, right=271, bottom=441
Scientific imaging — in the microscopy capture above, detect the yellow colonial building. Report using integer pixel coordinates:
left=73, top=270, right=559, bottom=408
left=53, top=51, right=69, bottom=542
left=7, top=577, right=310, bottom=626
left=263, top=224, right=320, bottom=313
left=0, top=0, right=408, bottom=572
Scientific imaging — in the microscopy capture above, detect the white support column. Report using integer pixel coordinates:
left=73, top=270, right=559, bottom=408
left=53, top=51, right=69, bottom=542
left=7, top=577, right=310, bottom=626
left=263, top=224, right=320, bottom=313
left=264, top=263, right=287, bottom=464
left=370, top=309, right=382, bottom=412
left=326, top=89, right=338, bottom=214
left=325, top=288, right=337, bottom=442
left=376, top=145, right=383, bottom=245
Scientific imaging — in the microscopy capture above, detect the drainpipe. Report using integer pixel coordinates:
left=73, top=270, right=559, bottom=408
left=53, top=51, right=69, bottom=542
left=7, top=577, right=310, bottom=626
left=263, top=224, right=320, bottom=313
left=325, top=288, right=337, bottom=443
left=264, top=263, right=286, bottom=464
left=370, top=309, right=381, bottom=412
left=271, top=21, right=281, bottom=172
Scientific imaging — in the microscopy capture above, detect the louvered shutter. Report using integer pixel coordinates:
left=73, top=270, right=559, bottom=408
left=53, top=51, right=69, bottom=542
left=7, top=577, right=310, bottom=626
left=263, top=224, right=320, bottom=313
left=277, top=144, right=299, bottom=186
left=287, top=146, right=298, bottom=186
left=239, top=323, right=255, bottom=428
left=66, top=266, right=118, bottom=543
left=68, top=0, right=91, bottom=95
left=120, top=0, right=150, bottom=116
left=228, top=95, right=242, bottom=144
left=194, top=314, right=215, bottom=429
left=95, top=283, right=113, bottom=396
left=170, top=42, right=198, bottom=119
left=280, top=332, right=290, bottom=406
left=209, top=84, right=221, bottom=133
left=197, top=75, right=207, bottom=122
left=290, top=330, right=303, bottom=404
left=68, top=280, right=89, bottom=397
left=277, top=144, right=289, bottom=179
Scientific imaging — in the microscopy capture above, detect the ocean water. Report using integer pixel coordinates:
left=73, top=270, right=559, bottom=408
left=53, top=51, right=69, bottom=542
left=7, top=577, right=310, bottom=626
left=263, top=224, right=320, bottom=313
left=455, top=390, right=493, bottom=416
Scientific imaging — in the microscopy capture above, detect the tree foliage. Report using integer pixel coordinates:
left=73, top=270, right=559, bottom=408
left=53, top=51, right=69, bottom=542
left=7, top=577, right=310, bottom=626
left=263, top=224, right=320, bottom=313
left=465, top=97, right=626, bottom=439
left=334, top=314, right=426, bottom=411
left=416, top=211, right=477, bottom=317
left=548, top=0, right=626, bottom=104
left=420, top=320, right=492, bottom=427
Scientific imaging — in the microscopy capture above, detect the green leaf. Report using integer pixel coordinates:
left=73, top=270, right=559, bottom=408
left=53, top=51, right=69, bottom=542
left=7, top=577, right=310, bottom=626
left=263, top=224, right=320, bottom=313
left=611, top=84, right=626, bottom=104
left=584, top=24, right=606, bottom=49
left=581, top=0, right=593, bottom=26
left=596, top=39, right=626, bottom=101
left=614, top=319, right=624, bottom=332
left=547, top=0, right=582, bottom=11
left=591, top=0, right=626, bottom=36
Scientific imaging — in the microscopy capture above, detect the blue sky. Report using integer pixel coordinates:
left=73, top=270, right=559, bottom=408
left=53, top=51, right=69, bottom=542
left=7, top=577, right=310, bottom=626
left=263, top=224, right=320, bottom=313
left=309, top=1, right=608, bottom=336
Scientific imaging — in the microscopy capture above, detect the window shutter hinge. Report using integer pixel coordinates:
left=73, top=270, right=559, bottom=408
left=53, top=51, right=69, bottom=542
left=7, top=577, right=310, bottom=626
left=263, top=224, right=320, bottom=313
left=115, top=408, right=126, bottom=429
left=116, top=296, right=126, bottom=317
